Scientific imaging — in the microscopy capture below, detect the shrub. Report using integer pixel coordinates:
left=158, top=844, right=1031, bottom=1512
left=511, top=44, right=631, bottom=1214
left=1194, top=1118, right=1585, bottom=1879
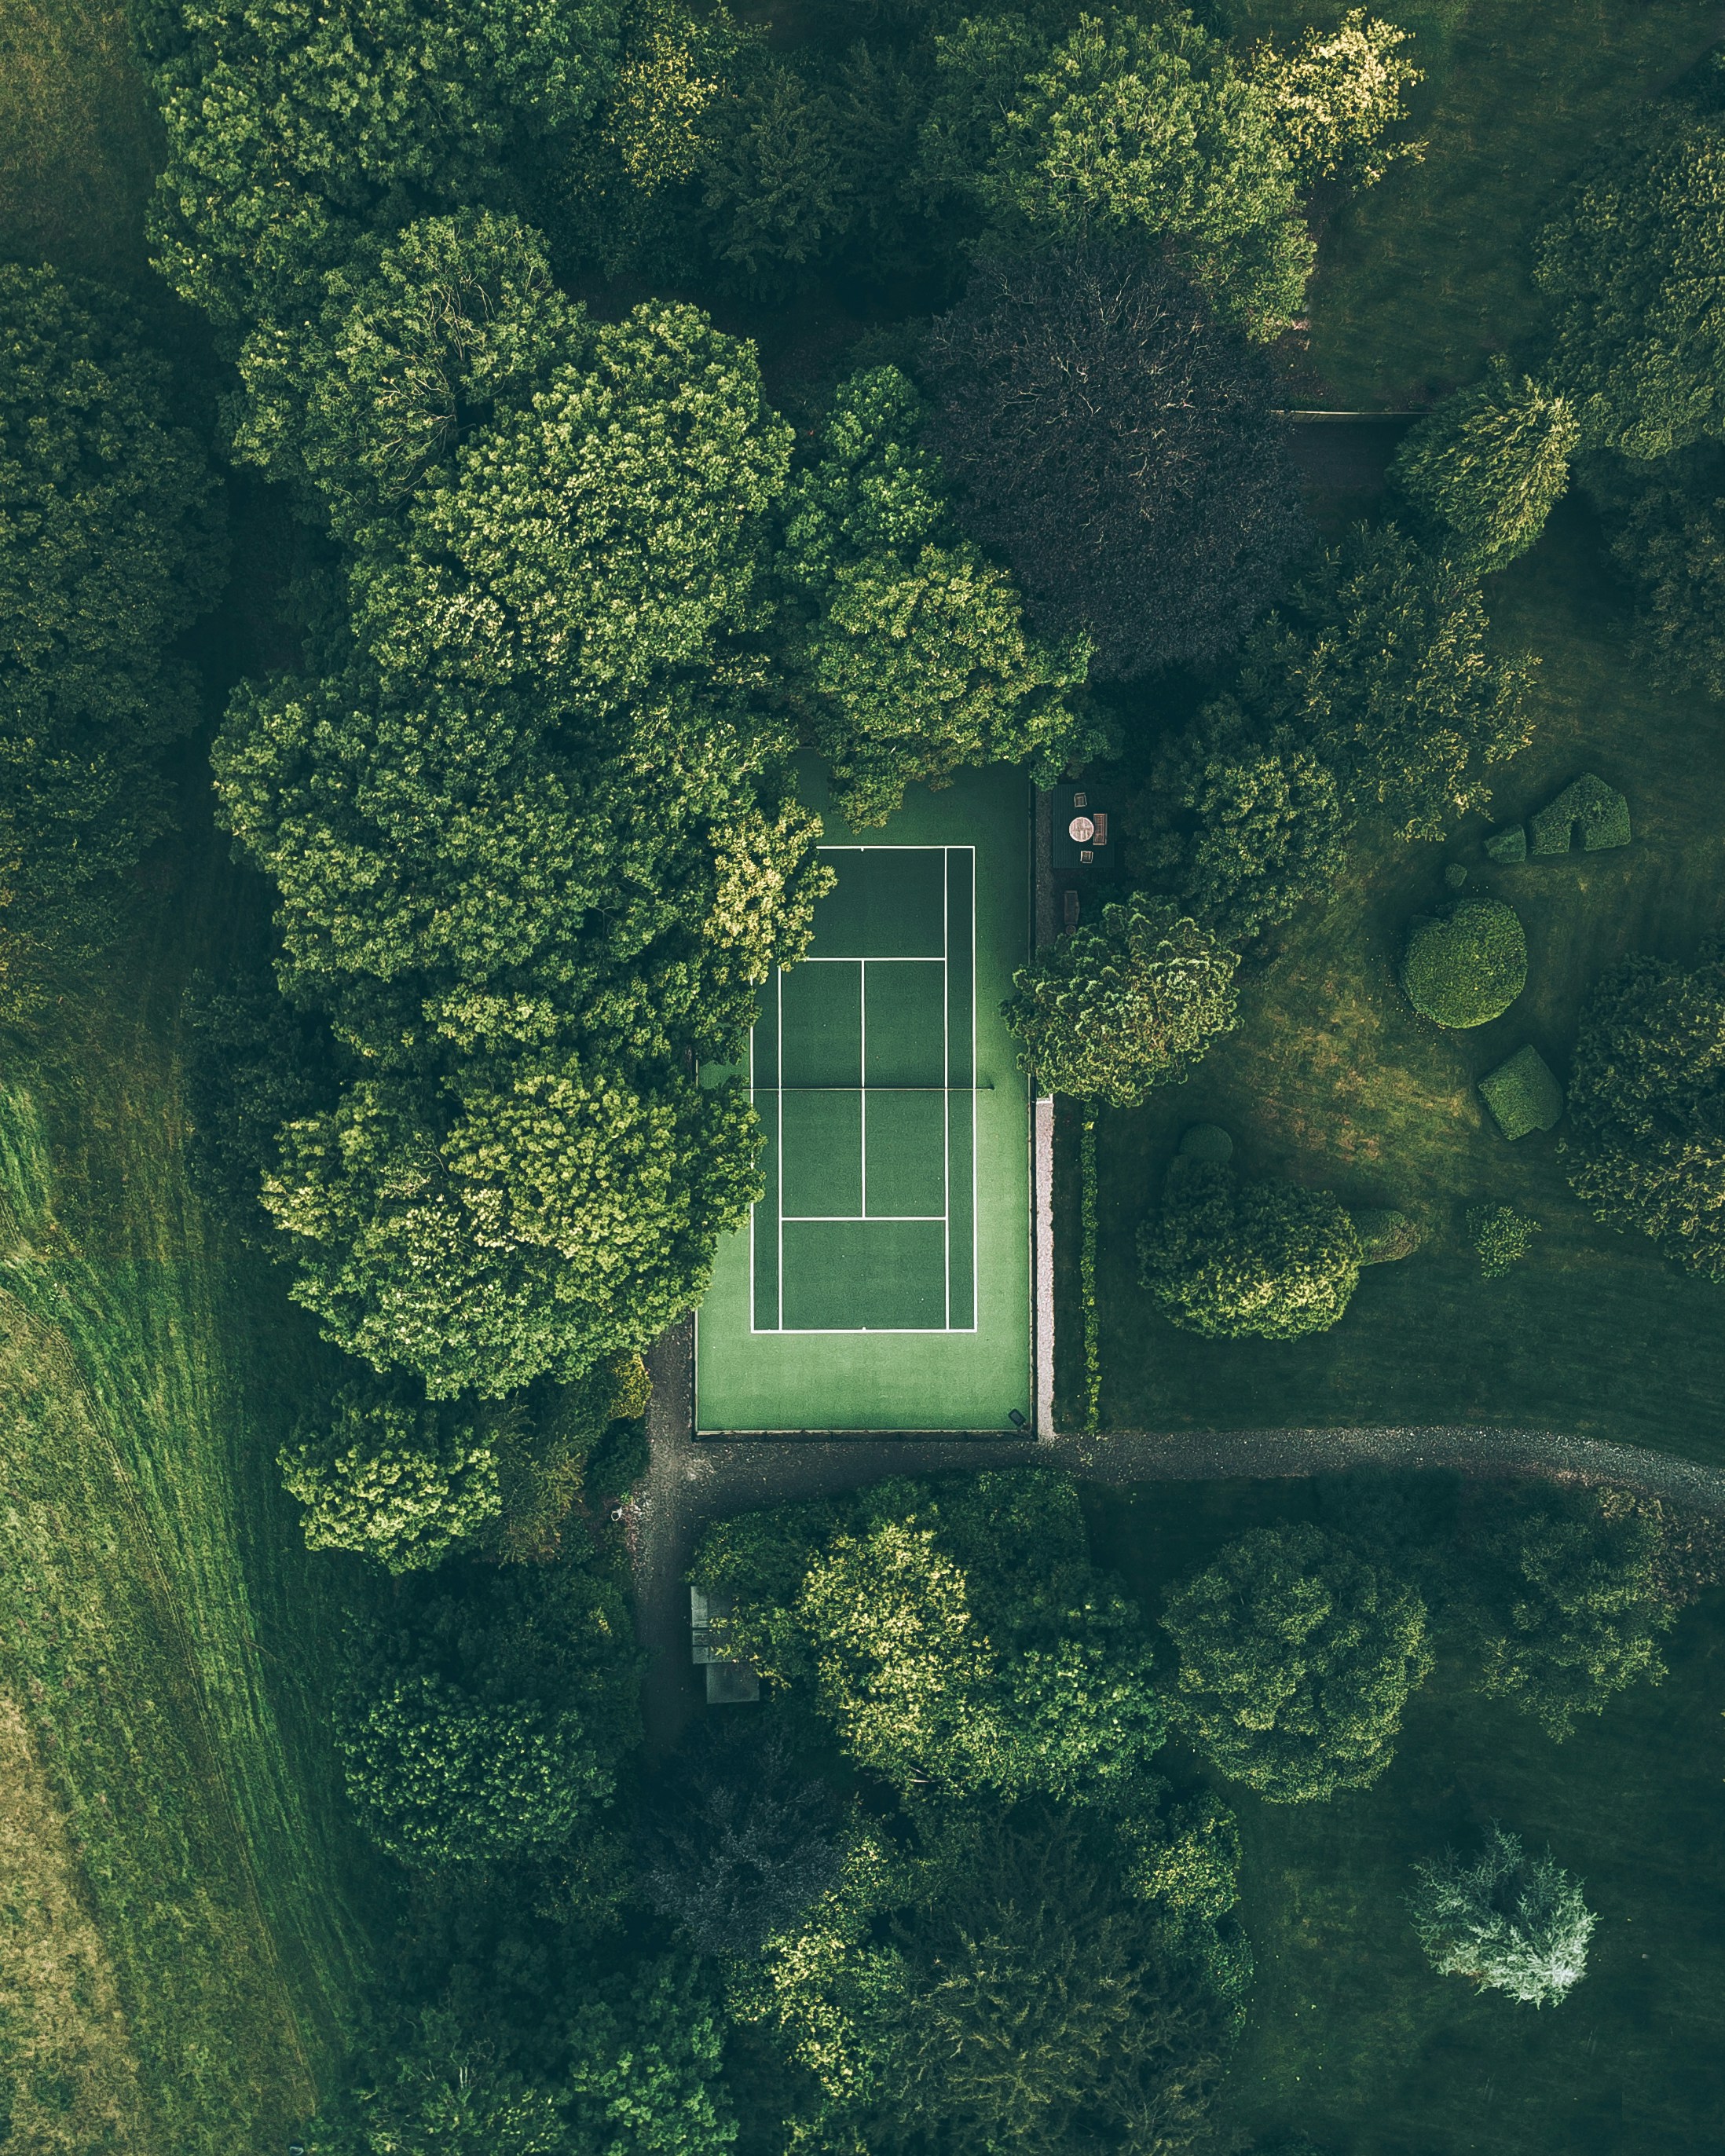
left=1566, top=950, right=1725, bottom=1273
left=1408, top=1825, right=1594, bottom=2008
left=1003, top=894, right=1240, bottom=1107
left=1401, top=899, right=1526, bottom=1028
left=1478, top=1045, right=1564, bottom=1140
left=1161, top=1524, right=1434, bottom=1802
left=1251, top=7, right=1423, bottom=191
left=1353, top=1207, right=1422, bottom=1265
left=280, top=1377, right=500, bottom=1572
left=1138, top=1160, right=1363, bottom=1341
left=1467, top=1203, right=1541, bottom=1279
left=585, top=1418, right=649, bottom=1499
left=1528, top=773, right=1631, bottom=854
left=1390, top=361, right=1578, bottom=572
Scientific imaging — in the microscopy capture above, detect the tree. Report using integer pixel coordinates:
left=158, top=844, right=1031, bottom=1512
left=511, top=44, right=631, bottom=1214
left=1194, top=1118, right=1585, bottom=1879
left=279, top=1375, right=501, bottom=1571
left=1390, top=361, right=1579, bottom=571
left=1003, top=895, right=1240, bottom=1107
left=306, top=2011, right=567, bottom=2155
left=777, top=367, right=1095, bottom=827
left=1564, top=949, right=1725, bottom=1282
left=1408, top=1825, right=1594, bottom=2008
left=925, top=246, right=1308, bottom=679
left=1251, top=9, right=1423, bottom=192
left=1536, top=101, right=1725, bottom=458
left=141, top=0, right=621, bottom=339
left=1138, top=1160, right=1367, bottom=1342
left=642, top=1722, right=842, bottom=1958
left=339, top=1670, right=610, bottom=1865
left=262, top=1056, right=761, bottom=1399
left=1467, top=1202, right=1541, bottom=1279
left=1584, top=443, right=1725, bottom=698
left=939, top=9, right=1313, bottom=339
left=698, top=56, right=853, bottom=294
left=870, top=1811, right=1229, bottom=2156
left=0, top=264, right=225, bottom=1003
left=1467, top=1485, right=1676, bottom=1738
left=1238, top=522, right=1536, bottom=842
left=1127, top=697, right=1348, bottom=942
left=1160, top=1524, right=1434, bottom=1802
left=566, top=1960, right=738, bottom=2156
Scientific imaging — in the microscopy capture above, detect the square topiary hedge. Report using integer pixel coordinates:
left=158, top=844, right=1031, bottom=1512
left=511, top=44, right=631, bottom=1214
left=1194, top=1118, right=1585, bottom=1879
left=1479, top=1045, right=1565, bottom=1140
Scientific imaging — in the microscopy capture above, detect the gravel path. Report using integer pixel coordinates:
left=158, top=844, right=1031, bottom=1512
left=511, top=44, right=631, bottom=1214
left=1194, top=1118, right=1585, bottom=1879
left=635, top=1319, right=1725, bottom=1749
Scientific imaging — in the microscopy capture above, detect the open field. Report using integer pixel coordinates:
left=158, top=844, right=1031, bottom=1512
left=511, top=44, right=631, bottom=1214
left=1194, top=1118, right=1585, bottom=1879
left=1232, top=0, right=1723, bottom=405
left=0, top=840, right=383, bottom=2146
left=1061, top=497, right=1725, bottom=1461
left=1086, top=1478, right=1725, bottom=2154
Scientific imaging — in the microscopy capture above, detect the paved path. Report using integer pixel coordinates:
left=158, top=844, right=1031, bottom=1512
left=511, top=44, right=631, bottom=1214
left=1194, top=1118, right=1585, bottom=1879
left=635, top=1319, right=1725, bottom=1750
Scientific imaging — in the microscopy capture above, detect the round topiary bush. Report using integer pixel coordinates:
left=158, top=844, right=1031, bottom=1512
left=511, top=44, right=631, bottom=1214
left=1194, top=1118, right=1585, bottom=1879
left=1401, top=899, right=1527, bottom=1027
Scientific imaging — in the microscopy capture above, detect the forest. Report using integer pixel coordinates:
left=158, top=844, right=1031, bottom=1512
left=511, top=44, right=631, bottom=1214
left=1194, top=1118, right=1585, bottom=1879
left=4, top=0, right=1725, bottom=2147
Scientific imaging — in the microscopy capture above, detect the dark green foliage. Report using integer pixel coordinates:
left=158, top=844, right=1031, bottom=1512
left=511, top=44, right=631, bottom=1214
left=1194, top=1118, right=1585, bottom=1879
left=1352, top=1207, right=1422, bottom=1265
left=1478, top=1044, right=1565, bottom=1140
left=1128, top=696, right=1349, bottom=942
left=566, top=1958, right=738, bottom=2156
left=1390, top=360, right=1578, bottom=571
left=697, top=55, right=853, bottom=295
left=1408, top=1824, right=1593, bottom=2008
left=1586, top=443, right=1725, bottom=697
left=1466, top=1485, right=1677, bottom=1738
left=1138, top=1160, right=1364, bottom=1341
left=776, top=367, right=1096, bottom=827
left=1537, top=102, right=1725, bottom=457
left=1400, top=899, right=1527, bottom=1028
left=280, top=1371, right=501, bottom=1572
left=1482, top=823, right=1526, bottom=862
left=1565, top=950, right=1725, bottom=1275
left=1467, top=1202, right=1542, bottom=1279
left=937, top=9, right=1312, bottom=338
left=1238, top=522, right=1536, bottom=843
left=0, top=264, right=225, bottom=1004
left=304, top=2009, right=566, bottom=2154
left=641, top=1722, right=841, bottom=1958
left=1004, top=894, right=1240, bottom=1107
left=694, top=1470, right=1164, bottom=1804
left=1160, top=1524, right=1434, bottom=1802
left=866, top=1810, right=1230, bottom=2156
left=337, top=1554, right=640, bottom=1865
left=1528, top=772, right=1631, bottom=854
left=924, top=246, right=1308, bottom=680
left=584, top=1417, right=648, bottom=1500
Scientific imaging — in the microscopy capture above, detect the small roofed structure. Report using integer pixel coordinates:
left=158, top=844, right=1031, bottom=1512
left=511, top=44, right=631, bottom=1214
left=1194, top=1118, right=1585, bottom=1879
left=690, top=1584, right=760, bottom=1704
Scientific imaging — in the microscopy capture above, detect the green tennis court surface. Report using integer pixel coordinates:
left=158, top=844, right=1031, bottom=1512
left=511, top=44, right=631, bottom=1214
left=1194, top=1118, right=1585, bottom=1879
left=697, top=763, right=1031, bottom=1433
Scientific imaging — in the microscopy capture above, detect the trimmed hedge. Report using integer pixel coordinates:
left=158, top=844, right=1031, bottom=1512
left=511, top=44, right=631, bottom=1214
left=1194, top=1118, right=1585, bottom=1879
left=1401, top=899, right=1527, bottom=1028
left=1529, top=774, right=1631, bottom=855
left=1479, top=1045, right=1565, bottom=1140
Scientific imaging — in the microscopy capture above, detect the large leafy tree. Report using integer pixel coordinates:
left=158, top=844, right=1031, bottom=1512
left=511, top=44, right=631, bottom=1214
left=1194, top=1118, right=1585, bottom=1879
left=1003, top=894, right=1240, bottom=1107
left=925, top=245, right=1307, bottom=679
left=567, top=1960, right=739, bottom=2156
left=1160, top=1524, right=1434, bottom=1802
left=776, top=367, right=1095, bottom=826
left=1584, top=443, right=1725, bottom=697
left=1390, top=360, right=1580, bottom=573
left=0, top=264, right=225, bottom=1001
left=1127, top=696, right=1349, bottom=943
left=1138, top=1160, right=1366, bottom=1341
left=697, top=1470, right=1165, bottom=1805
left=1251, top=8, right=1423, bottom=192
left=1564, top=949, right=1725, bottom=1282
left=932, top=9, right=1313, bottom=338
left=1536, top=96, right=1725, bottom=459
left=1238, top=522, right=1536, bottom=842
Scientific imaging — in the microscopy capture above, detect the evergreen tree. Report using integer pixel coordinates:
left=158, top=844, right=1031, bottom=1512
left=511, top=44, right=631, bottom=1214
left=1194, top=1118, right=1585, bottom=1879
left=1408, top=1825, right=1594, bottom=2008
left=1004, top=895, right=1240, bottom=1107
left=1161, top=1524, right=1434, bottom=1802
left=1391, top=361, right=1580, bottom=571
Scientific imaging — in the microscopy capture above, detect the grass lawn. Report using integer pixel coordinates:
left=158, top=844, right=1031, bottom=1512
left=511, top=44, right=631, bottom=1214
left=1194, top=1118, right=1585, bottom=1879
left=1061, top=496, right=1725, bottom=1461
left=1085, top=1478, right=1725, bottom=2154
left=0, top=826, right=385, bottom=2148
left=1231, top=0, right=1721, bottom=407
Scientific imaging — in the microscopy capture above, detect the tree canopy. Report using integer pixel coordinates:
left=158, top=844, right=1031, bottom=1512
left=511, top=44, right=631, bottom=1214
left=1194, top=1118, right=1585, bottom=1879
left=925, top=245, right=1308, bottom=679
left=0, top=264, right=225, bottom=1003
left=1408, top=1825, right=1594, bottom=2008
left=1565, top=949, right=1725, bottom=1282
left=1390, top=360, right=1579, bottom=572
left=1138, top=1159, right=1366, bottom=1341
left=1003, top=894, right=1240, bottom=1107
left=1160, top=1524, right=1434, bottom=1802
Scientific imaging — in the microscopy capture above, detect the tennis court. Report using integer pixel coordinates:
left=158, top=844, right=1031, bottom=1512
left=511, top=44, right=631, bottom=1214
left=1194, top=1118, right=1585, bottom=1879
left=697, top=763, right=1032, bottom=1433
